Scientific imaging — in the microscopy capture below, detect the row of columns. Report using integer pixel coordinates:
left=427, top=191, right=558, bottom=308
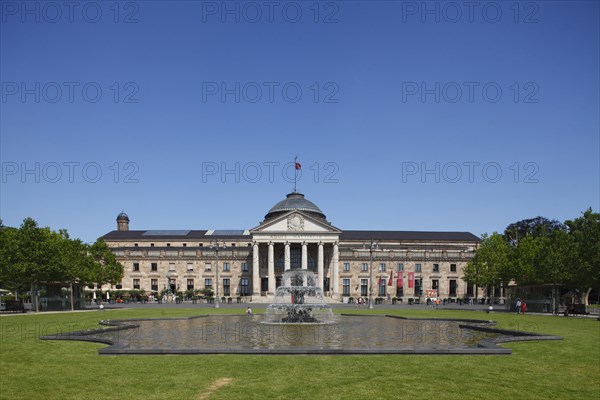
left=252, top=241, right=339, bottom=297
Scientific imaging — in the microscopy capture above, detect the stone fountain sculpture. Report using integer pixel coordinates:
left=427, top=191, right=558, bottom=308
left=264, top=269, right=334, bottom=324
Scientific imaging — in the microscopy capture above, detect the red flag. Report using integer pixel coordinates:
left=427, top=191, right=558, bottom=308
left=295, top=162, right=301, bottom=170
left=397, top=272, right=403, bottom=288
left=388, top=270, right=393, bottom=286
left=377, top=276, right=381, bottom=286
left=408, top=272, right=414, bottom=288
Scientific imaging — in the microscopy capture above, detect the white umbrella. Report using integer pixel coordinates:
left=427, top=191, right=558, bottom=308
left=92, top=291, right=97, bottom=300
left=106, top=291, right=110, bottom=301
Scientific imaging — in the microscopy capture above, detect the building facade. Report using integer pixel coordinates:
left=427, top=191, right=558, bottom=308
left=102, top=192, right=480, bottom=302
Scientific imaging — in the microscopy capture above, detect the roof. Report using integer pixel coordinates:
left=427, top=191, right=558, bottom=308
left=102, top=230, right=250, bottom=240
left=340, top=230, right=480, bottom=242
left=264, top=192, right=326, bottom=220
left=102, top=229, right=479, bottom=242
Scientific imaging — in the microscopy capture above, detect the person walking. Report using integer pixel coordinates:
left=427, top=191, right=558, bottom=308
left=516, top=298, right=522, bottom=314
left=520, top=300, right=527, bottom=315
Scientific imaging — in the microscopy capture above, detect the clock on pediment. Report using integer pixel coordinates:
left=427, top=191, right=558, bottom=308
left=287, top=214, right=304, bottom=231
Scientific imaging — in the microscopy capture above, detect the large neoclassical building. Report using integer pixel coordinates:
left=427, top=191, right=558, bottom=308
left=102, top=192, right=480, bottom=302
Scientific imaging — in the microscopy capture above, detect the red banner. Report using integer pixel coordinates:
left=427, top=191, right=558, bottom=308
left=408, top=272, right=414, bottom=288
left=397, top=272, right=403, bottom=288
left=388, top=270, right=394, bottom=286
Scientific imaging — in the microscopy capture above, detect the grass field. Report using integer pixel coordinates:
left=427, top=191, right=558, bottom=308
left=1, top=308, right=598, bottom=400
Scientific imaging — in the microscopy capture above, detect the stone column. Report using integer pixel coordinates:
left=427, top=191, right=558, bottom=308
left=317, top=242, right=324, bottom=290
left=332, top=242, right=339, bottom=300
left=301, top=242, right=308, bottom=269
left=284, top=242, right=291, bottom=271
left=268, top=242, right=275, bottom=295
left=252, top=242, right=260, bottom=297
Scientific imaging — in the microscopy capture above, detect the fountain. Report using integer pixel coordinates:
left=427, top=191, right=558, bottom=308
left=264, top=269, right=334, bottom=324
left=40, top=269, right=563, bottom=354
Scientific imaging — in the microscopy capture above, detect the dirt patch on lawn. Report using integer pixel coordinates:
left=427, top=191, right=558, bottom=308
left=196, top=378, right=234, bottom=400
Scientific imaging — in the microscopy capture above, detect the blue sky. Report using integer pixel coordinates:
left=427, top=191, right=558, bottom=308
left=1, top=0, right=598, bottom=243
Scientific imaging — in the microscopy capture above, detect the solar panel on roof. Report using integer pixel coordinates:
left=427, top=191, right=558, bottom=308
left=211, top=230, right=246, bottom=236
left=142, top=230, right=191, bottom=236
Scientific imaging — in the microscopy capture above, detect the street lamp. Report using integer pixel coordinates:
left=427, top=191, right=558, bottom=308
left=210, top=240, right=226, bottom=309
left=365, top=239, right=379, bottom=309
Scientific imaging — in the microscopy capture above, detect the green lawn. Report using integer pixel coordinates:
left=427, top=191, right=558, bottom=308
left=1, top=308, right=598, bottom=400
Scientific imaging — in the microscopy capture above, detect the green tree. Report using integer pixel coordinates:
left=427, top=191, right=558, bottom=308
left=565, top=208, right=600, bottom=304
left=89, top=238, right=123, bottom=286
left=463, top=232, right=512, bottom=300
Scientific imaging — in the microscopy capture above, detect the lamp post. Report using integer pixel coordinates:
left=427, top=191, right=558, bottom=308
left=366, top=239, right=378, bottom=310
left=210, top=240, right=226, bottom=309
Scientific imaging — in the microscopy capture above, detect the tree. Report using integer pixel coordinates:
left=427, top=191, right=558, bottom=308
left=565, top=208, right=600, bottom=304
left=89, top=239, right=123, bottom=286
left=463, top=233, right=512, bottom=300
left=537, top=230, right=578, bottom=313
left=504, top=216, right=565, bottom=245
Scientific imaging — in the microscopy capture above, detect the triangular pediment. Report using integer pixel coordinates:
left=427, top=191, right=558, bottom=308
left=250, top=210, right=341, bottom=234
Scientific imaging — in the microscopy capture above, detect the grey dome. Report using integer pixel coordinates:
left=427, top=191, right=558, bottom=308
left=116, top=212, right=129, bottom=222
left=265, top=192, right=326, bottom=221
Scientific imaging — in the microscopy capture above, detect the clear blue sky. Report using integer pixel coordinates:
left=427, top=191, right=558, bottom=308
left=1, top=0, right=598, bottom=243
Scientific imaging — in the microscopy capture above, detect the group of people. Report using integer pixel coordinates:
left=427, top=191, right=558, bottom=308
left=516, top=298, right=527, bottom=314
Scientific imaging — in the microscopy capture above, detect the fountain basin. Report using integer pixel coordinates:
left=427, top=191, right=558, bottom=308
left=40, top=314, right=562, bottom=355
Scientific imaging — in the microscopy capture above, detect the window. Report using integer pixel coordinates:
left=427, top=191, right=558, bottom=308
left=361, top=263, right=368, bottom=272
left=134, top=243, right=138, bottom=247
left=360, top=279, right=368, bottom=296
left=223, top=262, right=230, bottom=272
left=343, top=279, right=350, bottom=296
left=151, top=262, right=158, bottom=272
left=433, top=263, right=439, bottom=273
left=343, top=262, right=350, bottom=271
left=242, top=262, right=248, bottom=272
left=432, top=279, right=439, bottom=295
left=449, top=280, right=457, bottom=297
left=450, top=263, right=457, bottom=273
left=467, top=284, right=474, bottom=297
left=187, top=263, right=194, bottom=271
left=133, top=262, right=140, bottom=272
left=415, top=263, right=422, bottom=272
left=414, top=278, right=421, bottom=296
left=205, top=263, right=212, bottom=271
left=169, top=263, right=175, bottom=271
left=151, top=279, right=158, bottom=292
left=397, top=263, right=404, bottom=272
left=231, top=243, right=236, bottom=247
left=205, top=278, right=213, bottom=290
left=199, top=243, right=203, bottom=247
left=379, top=263, right=386, bottom=272
left=183, top=243, right=187, bottom=247
left=240, top=278, right=249, bottom=296
left=133, top=279, right=140, bottom=289
left=379, top=279, right=386, bottom=296
left=187, top=279, right=194, bottom=290
left=223, top=279, right=230, bottom=296
left=396, top=285, right=404, bottom=297
left=167, top=243, right=171, bottom=247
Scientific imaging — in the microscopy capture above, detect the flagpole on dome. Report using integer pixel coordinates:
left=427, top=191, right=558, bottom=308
left=293, top=156, right=301, bottom=193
